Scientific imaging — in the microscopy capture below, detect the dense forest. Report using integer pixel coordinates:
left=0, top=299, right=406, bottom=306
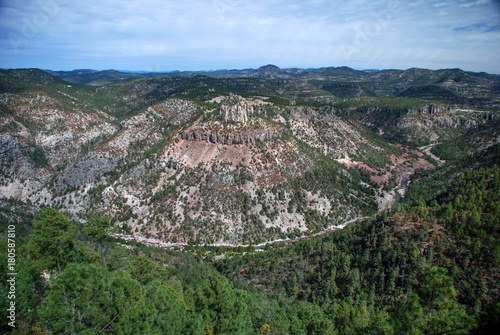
left=1, top=141, right=499, bottom=334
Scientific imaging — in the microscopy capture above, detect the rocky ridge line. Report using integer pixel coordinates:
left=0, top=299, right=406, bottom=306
left=180, top=128, right=282, bottom=145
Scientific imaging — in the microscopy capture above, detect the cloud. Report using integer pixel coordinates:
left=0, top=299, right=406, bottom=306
left=0, top=0, right=499, bottom=73
left=455, top=23, right=500, bottom=32
left=460, top=0, right=490, bottom=7
left=408, top=1, right=425, bottom=7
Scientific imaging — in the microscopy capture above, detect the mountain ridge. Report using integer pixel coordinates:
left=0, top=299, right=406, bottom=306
left=43, top=65, right=500, bottom=85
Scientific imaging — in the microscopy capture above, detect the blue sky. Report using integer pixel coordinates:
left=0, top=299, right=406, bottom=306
left=1, top=0, right=499, bottom=73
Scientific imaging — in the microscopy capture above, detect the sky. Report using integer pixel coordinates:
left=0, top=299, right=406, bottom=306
left=0, top=0, right=499, bottom=73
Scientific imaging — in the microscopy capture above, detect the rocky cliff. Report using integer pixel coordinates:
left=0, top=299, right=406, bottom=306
left=59, top=152, right=120, bottom=189
left=348, top=103, right=499, bottom=145
left=220, top=101, right=252, bottom=123
left=180, top=128, right=282, bottom=145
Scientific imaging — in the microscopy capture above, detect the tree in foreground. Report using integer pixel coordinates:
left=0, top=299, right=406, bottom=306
left=26, top=207, right=77, bottom=273
left=195, top=274, right=253, bottom=334
left=38, top=263, right=151, bottom=334
left=397, top=265, right=476, bottom=334
left=83, top=214, right=114, bottom=269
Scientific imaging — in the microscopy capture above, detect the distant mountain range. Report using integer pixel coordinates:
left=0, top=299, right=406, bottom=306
left=45, top=64, right=499, bottom=86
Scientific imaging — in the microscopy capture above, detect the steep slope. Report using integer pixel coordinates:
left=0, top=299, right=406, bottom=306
left=0, top=69, right=117, bottom=206
left=342, top=99, right=499, bottom=146
left=0, top=71, right=381, bottom=244
left=90, top=96, right=380, bottom=245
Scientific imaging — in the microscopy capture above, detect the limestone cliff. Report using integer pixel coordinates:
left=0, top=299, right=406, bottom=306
left=180, top=128, right=282, bottom=145
left=220, top=101, right=253, bottom=123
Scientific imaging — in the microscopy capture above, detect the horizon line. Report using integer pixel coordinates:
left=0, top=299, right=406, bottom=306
left=2, top=65, right=498, bottom=76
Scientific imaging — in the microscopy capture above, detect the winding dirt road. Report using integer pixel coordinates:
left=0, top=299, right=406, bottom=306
left=111, top=216, right=371, bottom=250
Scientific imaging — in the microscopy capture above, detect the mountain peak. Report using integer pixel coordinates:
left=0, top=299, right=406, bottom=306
left=255, top=64, right=284, bottom=78
left=258, top=64, right=281, bottom=71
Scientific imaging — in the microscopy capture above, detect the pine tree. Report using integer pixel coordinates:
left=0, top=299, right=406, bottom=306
left=27, top=207, right=77, bottom=273
left=83, top=214, right=113, bottom=269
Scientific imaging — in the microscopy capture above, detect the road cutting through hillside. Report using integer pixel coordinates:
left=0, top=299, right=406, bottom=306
left=419, top=143, right=446, bottom=166
left=111, top=216, right=371, bottom=250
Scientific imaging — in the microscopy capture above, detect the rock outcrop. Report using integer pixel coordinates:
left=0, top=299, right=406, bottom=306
left=421, top=104, right=442, bottom=114
left=404, top=104, right=449, bottom=115
left=220, top=102, right=253, bottom=123
left=477, top=113, right=499, bottom=121
left=60, top=152, right=120, bottom=189
left=180, top=128, right=282, bottom=145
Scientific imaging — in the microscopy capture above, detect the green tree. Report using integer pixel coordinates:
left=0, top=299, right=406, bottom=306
left=27, top=207, right=77, bottom=273
left=195, top=274, right=252, bottom=334
left=38, top=263, right=152, bottom=334
left=0, top=240, right=47, bottom=333
left=364, top=308, right=394, bottom=335
left=130, top=255, right=169, bottom=285
left=145, top=281, right=203, bottom=334
left=270, top=307, right=291, bottom=335
left=83, top=214, right=114, bottom=269
left=288, top=300, right=336, bottom=335
left=351, top=305, right=370, bottom=331
left=397, top=266, right=476, bottom=334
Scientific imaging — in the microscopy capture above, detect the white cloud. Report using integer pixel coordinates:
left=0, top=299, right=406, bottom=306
left=408, top=1, right=425, bottom=7
left=460, top=0, right=490, bottom=8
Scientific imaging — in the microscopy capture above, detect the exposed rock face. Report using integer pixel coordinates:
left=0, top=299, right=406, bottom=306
left=60, top=152, right=120, bottom=188
left=0, top=134, right=40, bottom=180
left=422, top=104, right=441, bottom=114
left=405, top=104, right=500, bottom=122
left=180, top=128, right=282, bottom=145
left=288, top=106, right=367, bottom=159
left=220, top=102, right=253, bottom=123
left=477, top=113, right=499, bottom=121
left=403, top=104, right=449, bottom=116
